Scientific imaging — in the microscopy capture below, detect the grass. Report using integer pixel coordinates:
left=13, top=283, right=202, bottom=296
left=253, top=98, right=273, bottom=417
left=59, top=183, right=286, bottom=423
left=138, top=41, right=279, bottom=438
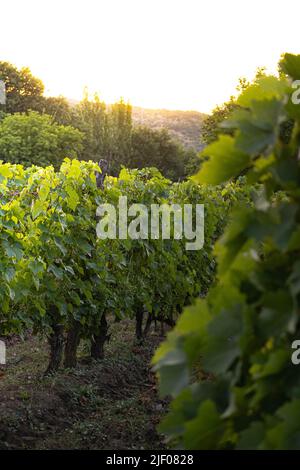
left=0, top=319, right=168, bottom=450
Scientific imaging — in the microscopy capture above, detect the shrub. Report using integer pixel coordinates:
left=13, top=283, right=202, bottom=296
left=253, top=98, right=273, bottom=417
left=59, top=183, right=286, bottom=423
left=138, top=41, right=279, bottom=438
left=0, top=111, right=83, bottom=168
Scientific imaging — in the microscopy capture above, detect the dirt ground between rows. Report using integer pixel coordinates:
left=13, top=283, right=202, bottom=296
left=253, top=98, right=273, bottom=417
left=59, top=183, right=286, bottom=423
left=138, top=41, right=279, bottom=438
left=0, top=319, right=168, bottom=450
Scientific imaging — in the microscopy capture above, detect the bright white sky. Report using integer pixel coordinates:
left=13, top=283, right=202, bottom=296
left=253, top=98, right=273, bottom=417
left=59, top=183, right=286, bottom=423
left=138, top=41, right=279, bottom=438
left=1, top=0, right=299, bottom=113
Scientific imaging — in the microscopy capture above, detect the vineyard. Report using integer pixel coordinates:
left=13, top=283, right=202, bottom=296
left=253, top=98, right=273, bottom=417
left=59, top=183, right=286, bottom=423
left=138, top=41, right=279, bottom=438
left=0, top=51, right=300, bottom=451
left=0, top=160, right=249, bottom=370
left=0, top=156, right=250, bottom=448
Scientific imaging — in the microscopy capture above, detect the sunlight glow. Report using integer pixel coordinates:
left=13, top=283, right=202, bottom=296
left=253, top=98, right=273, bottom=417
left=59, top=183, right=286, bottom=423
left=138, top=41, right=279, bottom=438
left=1, top=0, right=299, bottom=112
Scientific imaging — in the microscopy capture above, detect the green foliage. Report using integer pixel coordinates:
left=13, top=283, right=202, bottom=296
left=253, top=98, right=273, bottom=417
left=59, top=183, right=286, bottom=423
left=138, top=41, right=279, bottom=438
left=0, top=111, right=83, bottom=168
left=153, top=53, right=300, bottom=449
left=0, top=61, right=201, bottom=181
left=72, top=93, right=132, bottom=172
left=201, top=68, right=268, bottom=146
left=201, top=100, right=237, bottom=145
left=40, top=96, right=73, bottom=126
left=109, top=99, right=133, bottom=173
left=72, top=95, right=200, bottom=180
left=0, top=62, right=44, bottom=114
left=0, top=159, right=243, bottom=371
left=130, top=126, right=199, bottom=181
left=72, top=92, right=108, bottom=162
left=181, top=147, right=202, bottom=178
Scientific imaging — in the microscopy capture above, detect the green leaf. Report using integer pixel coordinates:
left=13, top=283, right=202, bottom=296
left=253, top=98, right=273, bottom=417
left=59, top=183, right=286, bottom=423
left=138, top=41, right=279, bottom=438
left=266, top=400, right=300, bottom=449
left=203, top=304, right=243, bottom=374
left=31, top=199, right=45, bottom=220
left=237, top=76, right=288, bottom=107
left=154, top=347, right=189, bottom=398
left=194, top=135, right=250, bottom=185
left=2, top=240, right=23, bottom=259
left=183, top=400, right=224, bottom=449
left=28, top=259, right=45, bottom=276
left=48, top=264, right=64, bottom=279
left=280, top=53, right=300, bottom=80
left=65, top=186, right=79, bottom=211
left=237, top=422, right=265, bottom=450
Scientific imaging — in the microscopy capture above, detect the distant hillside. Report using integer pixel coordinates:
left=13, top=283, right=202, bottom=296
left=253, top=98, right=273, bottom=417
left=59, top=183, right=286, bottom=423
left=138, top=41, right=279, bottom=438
left=68, top=99, right=207, bottom=152
left=132, top=107, right=207, bottom=152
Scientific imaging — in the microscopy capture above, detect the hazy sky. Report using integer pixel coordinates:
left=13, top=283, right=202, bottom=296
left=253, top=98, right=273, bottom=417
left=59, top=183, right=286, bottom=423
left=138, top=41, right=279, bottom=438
left=1, top=0, right=299, bottom=112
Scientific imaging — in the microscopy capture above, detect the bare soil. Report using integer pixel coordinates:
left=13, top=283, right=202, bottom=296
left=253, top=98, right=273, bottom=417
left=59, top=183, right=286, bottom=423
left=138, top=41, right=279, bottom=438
left=0, top=319, right=168, bottom=450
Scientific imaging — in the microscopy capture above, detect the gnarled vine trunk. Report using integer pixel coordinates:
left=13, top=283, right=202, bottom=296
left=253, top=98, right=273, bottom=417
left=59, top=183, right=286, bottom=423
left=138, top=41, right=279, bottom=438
left=45, top=324, right=64, bottom=375
left=91, top=313, right=108, bottom=360
left=64, top=322, right=81, bottom=368
left=135, top=308, right=144, bottom=341
left=143, top=312, right=153, bottom=337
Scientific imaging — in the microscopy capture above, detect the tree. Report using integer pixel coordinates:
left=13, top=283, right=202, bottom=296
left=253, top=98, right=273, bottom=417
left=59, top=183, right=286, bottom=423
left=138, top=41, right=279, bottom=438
left=0, top=111, right=83, bottom=168
left=201, top=99, right=237, bottom=145
left=130, top=126, right=198, bottom=181
left=0, top=62, right=44, bottom=114
left=72, top=91, right=108, bottom=161
left=71, top=95, right=198, bottom=180
left=40, top=96, right=73, bottom=126
left=181, top=147, right=202, bottom=179
left=70, top=94, right=133, bottom=173
left=201, top=68, right=268, bottom=145
left=108, top=98, right=133, bottom=174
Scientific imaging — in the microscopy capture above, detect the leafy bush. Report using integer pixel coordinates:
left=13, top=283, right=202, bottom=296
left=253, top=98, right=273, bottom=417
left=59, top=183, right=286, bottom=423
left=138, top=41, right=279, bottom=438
left=153, top=53, right=300, bottom=450
left=0, top=111, right=83, bottom=168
